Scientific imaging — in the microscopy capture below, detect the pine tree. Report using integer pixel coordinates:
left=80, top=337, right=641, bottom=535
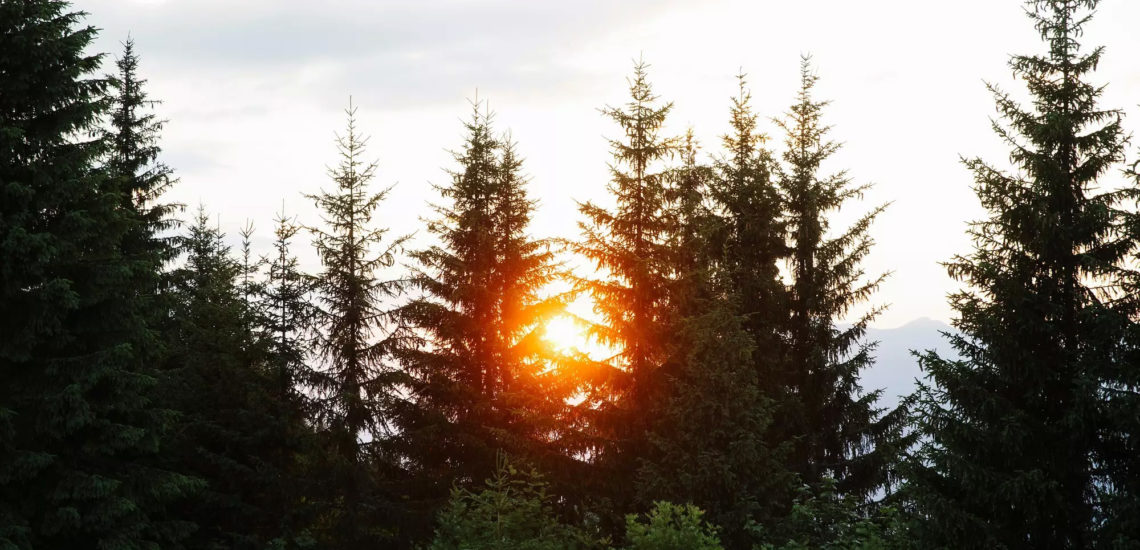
left=637, top=133, right=792, bottom=548
left=906, top=1, right=1133, bottom=546
left=395, top=103, right=574, bottom=535
left=570, top=59, right=677, bottom=505
left=709, top=73, right=787, bottom=384
left=776, top=57, right=897, bottom=501
left=257, top=207, right=326, bottom=548
left=262, top=206, right=316, bottom=410
left=105, top=37, right=180, bottom=286
left=237, top=221, right=262, bottom=314
left=1105, top=158, right=1140, bottom=545
left=161, top=209, right=317, bottom=549
left=0, top=3, right=196, bottom=547
left=306, top=100, right=409, bottom=548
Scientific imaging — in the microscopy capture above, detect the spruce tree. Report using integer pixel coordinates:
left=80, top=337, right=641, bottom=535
left=709, top=73, right=787, bottom=387
left=1106, top=159, right=1140, bottom=545
left=105, top=37, right=180, bottom=286
left=161, top=210, right=276, bottom=548
left=262, top=207, right=316, bottom=409
left=395, top=103, right=573, bottom=532
left=0, top=3, right=195, bottom=547
left=569, top=59, right=676, bottom=506
left=776, top=57, right=896, bottom=500
left=906, top=1, right=1133, bottom=546
left=306, top=100, right=408, bottom=548
left=637, top=132, right=791, bottom=548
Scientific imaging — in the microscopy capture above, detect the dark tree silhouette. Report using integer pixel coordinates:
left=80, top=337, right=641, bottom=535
left=907, top=1, right=1135, bottom=546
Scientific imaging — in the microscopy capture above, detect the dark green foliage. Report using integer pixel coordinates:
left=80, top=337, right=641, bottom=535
left=754, top=479, right=911, bottom=550
left=905, top=1, right=1135, bottom=547
left=262, top=208, right=316, bottom=411
left=105, top=37, right=181, bottom=280
left=708, top=74, right=787, bottom=390
left=306, top=101, right=408, bottom=548
left=429, top=455, right=603, bottom=550
left=1104, top=158, right=1140, bottom=546
left=776, top=57, right=899, bottom=501
left=162, top=210, right=315, bottom=549
left=622, top=502, right=723, bottom=550
left=0, top=4, right=197, bottom=547
left=16, top=1, right=1140, bottom=548
left=637, top=133, right=792, bottom=548
left=637, top=305, right=789, bottom=549
left=396, top=103, right=577, bottom=537
left=570, top=59, right=677, bottom=506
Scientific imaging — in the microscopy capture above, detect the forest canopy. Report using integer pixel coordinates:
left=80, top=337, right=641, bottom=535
left=2, top=0, right=1140, bottom=549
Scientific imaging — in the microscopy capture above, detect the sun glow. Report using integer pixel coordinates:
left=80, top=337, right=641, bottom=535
left=542, top=314, right=588, bottom=354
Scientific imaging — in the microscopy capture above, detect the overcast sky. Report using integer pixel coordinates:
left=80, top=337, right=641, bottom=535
left=81, top=0, right=1140, bottom=328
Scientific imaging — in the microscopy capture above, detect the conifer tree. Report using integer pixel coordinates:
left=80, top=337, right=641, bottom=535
left=0, top=3, right=195, bottom=547
left=162, top=209, right=308, bottom=548
left=709, top=74, right=787, bottom=383
left=570, top=59, right=676, bottom=502
left=307, top=100, right=408, bottom=548
left=906, top=1, right=1133, bottom=546
left=1106, top=159, right=1140, bottom=545
left=395, top=103, right=573, bottom=532
left=263, top=207, right=316, bottom=408
left=637, top=133, right=792, bottom=548
left=105, top=37, right=180, bottom=286
left=776, top=57, right=896, bottom=500
left=237, top=221, right=262, bottom=313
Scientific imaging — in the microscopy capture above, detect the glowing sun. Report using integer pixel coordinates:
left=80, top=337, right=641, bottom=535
left=543, top=314, right=587, bottom=353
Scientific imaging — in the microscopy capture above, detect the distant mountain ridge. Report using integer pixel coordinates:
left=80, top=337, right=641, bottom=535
left=860, top=317, right=957, bottom=409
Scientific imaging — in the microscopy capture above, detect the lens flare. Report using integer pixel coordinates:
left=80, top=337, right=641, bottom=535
left=543, top=315, right=586, bottom=353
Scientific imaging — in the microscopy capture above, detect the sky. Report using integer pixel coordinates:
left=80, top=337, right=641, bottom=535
left=81, top=0, right=1140, bottom=329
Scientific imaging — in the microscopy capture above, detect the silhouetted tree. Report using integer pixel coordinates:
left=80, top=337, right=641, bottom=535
left=777, top=57, right=900, bottom=501
left=395, top=103, right=576, bottom=538
left=162, top=209, right=314, bottom=549
left=262, top=207, right=316, bottom=409
left=709, top=73, right=787, bottom=392
left=570, top=59, right=677, bottom=511
left=0, top=5, right=197, bottom=547
left=906, top=1, right=1134, bottom=546
left=306, top=100, right=409, bottom=548
left=105, top=37, right=181, bottom=310
left=638, top=132, right=792, bottom=548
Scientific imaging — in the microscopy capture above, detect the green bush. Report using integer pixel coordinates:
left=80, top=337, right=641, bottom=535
left=429, top=455, right=602, bottom=550
left=752, top=480, right=911, bottom=550
left=621, top=502, right=723, bottom=550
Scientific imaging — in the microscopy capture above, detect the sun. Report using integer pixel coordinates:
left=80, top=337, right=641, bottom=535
left=543, top=314, right=587, bottom=354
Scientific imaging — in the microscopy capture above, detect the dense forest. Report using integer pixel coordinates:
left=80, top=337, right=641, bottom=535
left=2, top=0, right=1140, bottom=548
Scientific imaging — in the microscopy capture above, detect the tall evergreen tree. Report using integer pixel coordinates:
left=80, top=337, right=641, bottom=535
left=709, top=73, right=787, bottom=389
left=162, top=209, right=313, bottom=549
left=906, top=1, right=1133, bottom=546
left=105, top=37, right=180, bottom=289
left=306, top=100, right=408, bottom=548
left=776, top=57, right=897, bottom=500
left=637, top=132, right=792, bottom=548
left=570, top=60, right=677, bottom=506
left=395, top=103, right=574, bottom=534
left=262, top=207, right=316, bottom=409
left=1106, top=158, right=1140, bottom=545
left=0, top=3, right=196, bottom=547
